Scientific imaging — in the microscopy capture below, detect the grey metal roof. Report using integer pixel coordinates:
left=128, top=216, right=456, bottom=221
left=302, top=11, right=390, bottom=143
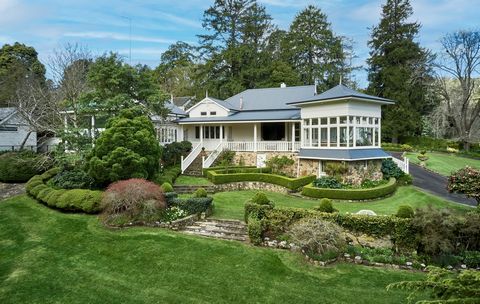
left=177, top=109, right=300, bottom=123
left=224, top=85, right=316, bottom=110
left=172, top=96, right=195, bottom=107
left=299, top=148, right=391, bottom=161
left=165, top=102, right=187, bottom=116
left=288, top=84, right=394, bottom=105
left=0, top=107, right=17, bottom=124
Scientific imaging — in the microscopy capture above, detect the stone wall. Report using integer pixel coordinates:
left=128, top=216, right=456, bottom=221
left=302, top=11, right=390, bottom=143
left=298, top=159, right=319, bottom=177
left=233, top=151, right=299, bottom=177
left=214, top=181, right=290, bottom=194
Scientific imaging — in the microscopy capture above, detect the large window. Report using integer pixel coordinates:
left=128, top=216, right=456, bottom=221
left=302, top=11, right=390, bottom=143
left=302, top=116, right=380, bottom=148
left=195, top=126, right=225, bottom=139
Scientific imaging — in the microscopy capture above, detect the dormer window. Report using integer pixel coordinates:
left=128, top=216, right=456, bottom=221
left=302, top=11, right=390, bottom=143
left=210, top=111, right=216, bottom=116
left=201, top=112, right=207, bottom=116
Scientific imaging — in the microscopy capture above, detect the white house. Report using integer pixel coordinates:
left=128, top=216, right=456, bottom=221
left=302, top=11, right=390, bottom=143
left=0, top=107, right=37, bottom=151
left=176, top=84, right=396, bottom=182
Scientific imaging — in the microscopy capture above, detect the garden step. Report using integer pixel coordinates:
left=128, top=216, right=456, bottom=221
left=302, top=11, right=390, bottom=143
left=181, top=219, right=248, bottom=242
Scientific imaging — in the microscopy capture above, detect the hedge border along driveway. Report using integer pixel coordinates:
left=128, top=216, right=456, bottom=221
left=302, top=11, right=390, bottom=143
left=206, top=168, right=316, bottom=191
left=25, top=168, right=103, bottom=213
left=301, top=178, right=397, bottom=200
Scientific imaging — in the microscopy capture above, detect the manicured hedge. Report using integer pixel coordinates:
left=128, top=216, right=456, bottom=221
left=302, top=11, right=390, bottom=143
left=301, top=178, right=397, bottom=200
left=207, top=170, right=315, bottom=191
left=202, top=166, right=257, bottom=177
left=170, top=197, right=213, bottom=215
left=154, top=166, right=181, bottom=185
left=245, top=203, right=416, bottom=250
left=26, top=168, right=102, bottom=213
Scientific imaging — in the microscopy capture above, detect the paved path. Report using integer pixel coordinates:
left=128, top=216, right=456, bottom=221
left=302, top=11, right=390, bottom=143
left=389, top=152, right=476, bottom=207
left=0, top=183, right=25, bottom=201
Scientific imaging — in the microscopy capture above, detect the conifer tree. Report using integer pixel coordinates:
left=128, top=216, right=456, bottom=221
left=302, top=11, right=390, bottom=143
left=367, top=0, right=435, bottom=142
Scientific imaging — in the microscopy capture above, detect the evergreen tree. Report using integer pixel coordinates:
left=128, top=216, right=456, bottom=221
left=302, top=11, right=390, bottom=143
left=367, top=0, right=435, bottom=142
left=286, top=5, right=347, bottom=91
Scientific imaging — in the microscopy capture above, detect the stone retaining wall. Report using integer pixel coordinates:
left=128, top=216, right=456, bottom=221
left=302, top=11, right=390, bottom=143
left=214, top=181, right=290, bottom=194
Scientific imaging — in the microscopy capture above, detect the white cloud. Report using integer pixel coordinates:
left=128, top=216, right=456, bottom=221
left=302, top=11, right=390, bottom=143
left=117, top=47, right=166, bottom=56
left=259, top=0, right=339, bottom=8
left=63, top=31, right=177, bottom=44
left=156, top=12, right=202, bottom=29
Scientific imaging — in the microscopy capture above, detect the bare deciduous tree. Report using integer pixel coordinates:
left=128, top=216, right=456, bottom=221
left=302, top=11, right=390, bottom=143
left=435, top=30, right=480, bottom=150
left=48, top=43, right=93, bottom=127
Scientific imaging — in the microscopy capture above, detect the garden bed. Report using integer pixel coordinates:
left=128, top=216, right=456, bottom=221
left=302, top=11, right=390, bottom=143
left=301, top=178, right=397, bottom=200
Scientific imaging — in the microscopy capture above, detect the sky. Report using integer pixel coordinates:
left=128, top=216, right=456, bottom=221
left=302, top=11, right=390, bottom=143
left=0, top=0, right=479, bottom=88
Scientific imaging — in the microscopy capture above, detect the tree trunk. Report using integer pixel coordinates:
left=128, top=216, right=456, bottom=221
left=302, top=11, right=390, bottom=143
left=464, top=141, right=471, bottom=152
left=19, top=131, right=33, bottom=151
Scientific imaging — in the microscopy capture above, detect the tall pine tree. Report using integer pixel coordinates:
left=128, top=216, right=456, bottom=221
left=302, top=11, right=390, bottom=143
left=367, top=0, right=435, bottom=142
left=286, top=5, right=347, bottom=91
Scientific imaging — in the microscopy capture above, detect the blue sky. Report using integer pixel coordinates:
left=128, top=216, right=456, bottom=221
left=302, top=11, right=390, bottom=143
left=1, top=0, right=478, bottom=88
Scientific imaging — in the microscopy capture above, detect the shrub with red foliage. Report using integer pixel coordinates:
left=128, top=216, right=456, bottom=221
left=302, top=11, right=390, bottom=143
left=101, top=178, right=166, bottom=225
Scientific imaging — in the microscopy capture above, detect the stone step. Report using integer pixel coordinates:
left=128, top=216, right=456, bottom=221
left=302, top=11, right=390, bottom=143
left=185, top=224, right=247, bottom=235
left=183, top=230, right=247, bottom=242
left=194, top=221, right=246, bottom=231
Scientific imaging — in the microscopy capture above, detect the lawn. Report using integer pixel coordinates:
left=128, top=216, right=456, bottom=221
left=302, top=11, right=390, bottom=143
left=0, top=195, right=423, bottom=304
left=405, top=152, right=480, bottom=176
left=210, top=186, right=471, bottom=220
left=174, top=175, right=213, bottom=186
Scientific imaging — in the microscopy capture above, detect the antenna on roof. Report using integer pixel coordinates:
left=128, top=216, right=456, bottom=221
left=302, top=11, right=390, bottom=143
left=239, top=96, right=243, bottom=110
left=205, top=90, right=208, bottom=98
left=314, top=78, right=318, bottom=95
left=339, top=75, right=343, bottom=86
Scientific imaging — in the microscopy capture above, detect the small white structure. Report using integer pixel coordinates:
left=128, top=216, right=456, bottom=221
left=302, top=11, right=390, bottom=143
left=0, top=107, right=37, bottom=151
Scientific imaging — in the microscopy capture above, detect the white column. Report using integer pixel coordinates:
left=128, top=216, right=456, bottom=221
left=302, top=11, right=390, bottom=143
left=291, top=122, right=295, bottom=152
left=300, top=121, right=304, bottom=148
left=353, top=124, right=356, bottom=147
left=200, top=125, right=204, bottom=145
left=378, top=118, right=382, bottom=147
left=91, top=115, right=95, bottom=140
left=253, top=123, right=257, bottom=152
left=220, top=124, right=223, bottom=144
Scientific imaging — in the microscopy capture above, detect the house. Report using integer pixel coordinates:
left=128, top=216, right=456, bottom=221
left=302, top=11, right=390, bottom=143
left=176, top=83, right=396, bottom=183
left=0, top=107, right=37, bottom=151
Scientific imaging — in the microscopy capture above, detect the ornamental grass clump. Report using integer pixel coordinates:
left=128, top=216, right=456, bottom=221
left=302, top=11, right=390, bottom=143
left=288, top=218, right=346, bottom=260
left=101, top=178, right=166, bottom=226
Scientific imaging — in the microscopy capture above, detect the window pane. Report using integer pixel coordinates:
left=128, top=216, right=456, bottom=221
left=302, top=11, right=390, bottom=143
left=320, top=118, right=328, bottom=125
left=311, top=118, right=318, bottom=125
left=210, top=111, right=216, bottom=116
left=368, top=117, right=373, bottom=124
left=374, top=118, right=379, bottom=125
left=195, top=126, right=200, bottom=139
left=312, top=128, right=319, bottom=147
left=362, top=117, right=368, bottom=124
left=210, top=126, right=215, bottom=139
left=349, top=116, right=354, bottom=124
left=349, top=126, right=354, bottom=146
left=215, top=126, right=220, bottom=139
left=374, top=128, right=379, bottom=146
left=339, top=116, right=347, bottom=124
left=330, top=117, right=337, bottom=124
left=303, top=128, right=310, bottom=146
left=320, top=128, right=328, bottom=147
left=340, top=127, right=347, bottom=147
left=330, top=127, right=337, bottom=147
left=201, top=112, right=207, bottom=116
left=356, top=127, right=373, bottom=146
left=304, top=119, right=310, bottom=126
left=205, top=126, right=209, bottom=138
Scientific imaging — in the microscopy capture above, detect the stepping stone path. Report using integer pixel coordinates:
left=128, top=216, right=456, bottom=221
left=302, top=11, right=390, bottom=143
left=0, top=183, right=25, bottom=201
left=173, top=185, right=216, bottom=194
left=182, top=219, right=248, bottom=242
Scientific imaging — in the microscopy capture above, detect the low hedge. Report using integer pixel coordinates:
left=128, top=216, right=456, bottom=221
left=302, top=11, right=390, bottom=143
left=154, top=166, right=181, bottom=185
left=203, top=165, right=257, bottom=177
left=301, top=178, right=397, bottom=200
left=245, top=203, right=416, bottom=250
left=170, top=197, right=213, bottom=215
left=26, top=168, right=102, bottom=213
left=207, top=170, right=315, bottom=191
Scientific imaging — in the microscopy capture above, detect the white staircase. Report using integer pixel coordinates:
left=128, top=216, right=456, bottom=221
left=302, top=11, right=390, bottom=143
left=202, top=142, right=225, bottom=169
left=181, top=143, right=202, bottom=174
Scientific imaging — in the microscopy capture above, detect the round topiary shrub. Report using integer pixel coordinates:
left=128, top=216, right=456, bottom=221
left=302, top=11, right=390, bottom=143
left=0, top=151, right=52, bottom=182
left=86, top=109, right=162, bottom=186
left=396, top=205, right=415, bottom=218
left=314, top=198, right=337, bottom=213
left=193, top=187, right=208, bottom=198
left=161, top=182, right=174, bottom=193
left=251, top=192, right=272, bottom=205
left=288, top=218, right=346, bottom=259
left=101, top=178, right=166, bottom=226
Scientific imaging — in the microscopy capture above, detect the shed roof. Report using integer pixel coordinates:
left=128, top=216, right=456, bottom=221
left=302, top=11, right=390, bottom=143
left=298, top=148, right=390, bottom=161
left=288, top=84, right=394, bottom=106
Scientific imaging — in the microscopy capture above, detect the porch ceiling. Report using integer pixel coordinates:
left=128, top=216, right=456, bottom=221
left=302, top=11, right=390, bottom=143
left=177, top=109, right=300, bottom=124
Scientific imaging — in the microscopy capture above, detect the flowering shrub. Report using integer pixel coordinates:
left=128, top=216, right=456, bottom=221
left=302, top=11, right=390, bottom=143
left=163, top=206, right=188, bottom=222
left=447, top=166, right=480, bottom=205
left=101, top=178, right=166, bottom=226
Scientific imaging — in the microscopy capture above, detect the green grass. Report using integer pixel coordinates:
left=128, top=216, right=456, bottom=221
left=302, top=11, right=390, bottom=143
left=210, top=186, right=471, bottom=220
left=0, top=195, right=424, bottom=303
left=174, top=175, right=213, bottom=186
left=406, top=152, right=480, bottom=176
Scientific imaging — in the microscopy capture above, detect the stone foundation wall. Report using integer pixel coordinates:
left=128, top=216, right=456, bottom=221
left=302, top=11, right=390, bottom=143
left=214, top=181, right=290, bottom=194
left=233, top=151, right=299, bottom=177
left=298, top=159, right=320, bottom=177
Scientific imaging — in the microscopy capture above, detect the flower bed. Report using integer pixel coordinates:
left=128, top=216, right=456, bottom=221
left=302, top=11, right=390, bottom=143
left=206, top=169, right=315, bottom=191
left=301, top=178, right=397, bottom=200
left=26, top=168, right=103, bottom=213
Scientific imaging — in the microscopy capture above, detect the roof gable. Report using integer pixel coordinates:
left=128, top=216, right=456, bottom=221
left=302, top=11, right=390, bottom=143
left=0, top=107, right=18, bottom=125
left=186, top=97, right=234, bottom=114
left=288, top=84, right=394, bottom=106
